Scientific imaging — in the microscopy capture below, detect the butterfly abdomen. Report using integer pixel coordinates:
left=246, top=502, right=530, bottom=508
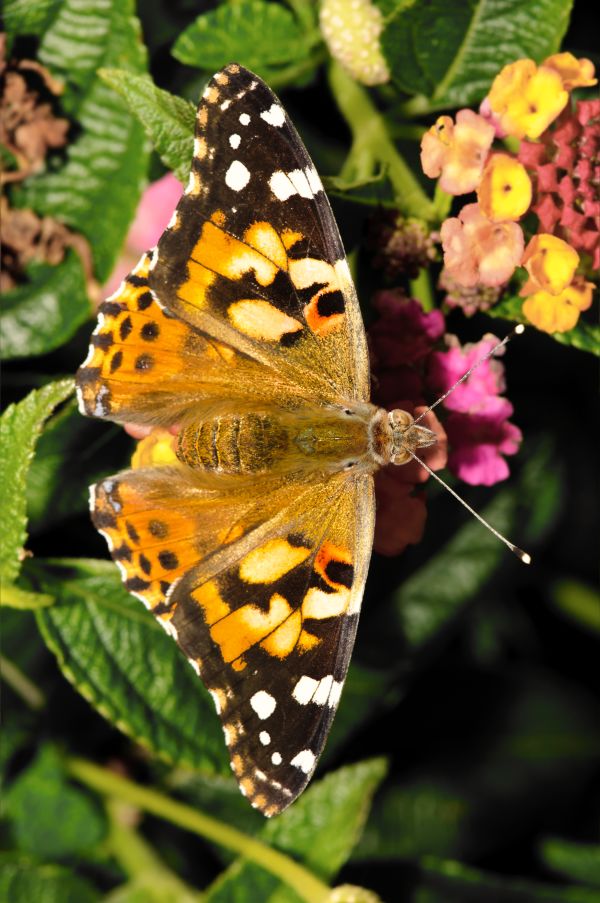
left=176, top=407, right=376, bottom=475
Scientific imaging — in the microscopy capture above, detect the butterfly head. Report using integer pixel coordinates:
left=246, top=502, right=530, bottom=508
left=387, top=409, right=437, bottom=466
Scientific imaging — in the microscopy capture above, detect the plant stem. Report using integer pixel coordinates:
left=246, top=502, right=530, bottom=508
left=2, top=581, right=54, bottom=609
left=328, top=62, right=436, bottom=222
left=409, top=268, right=435, bottom=311
left=0, top=654, right=46, bottom=709
left=67, top=758, right=331, bottom=903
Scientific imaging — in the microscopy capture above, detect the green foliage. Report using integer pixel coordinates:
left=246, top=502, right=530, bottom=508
left=13, top=0, right=150, bottom=283
left=99, top=70, right=196, bottom=185
left=172, top=1, right=321, bottom=87
left=34, top=558, right=230, bottom=775
left=0, top=855, right=99, bottom=903
left=380, top=0, right=574, bottom=109
left=3, top=0, right=598, bottom=900
left=0, top=254, right=91, bottom=360
left=0, top=379, right=73, bottom=586
left=4, top=745, right=107, bottom=858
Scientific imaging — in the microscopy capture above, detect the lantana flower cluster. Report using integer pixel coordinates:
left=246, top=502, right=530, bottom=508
left=369, top=291, right=520, bottom=555
left=421, top=53, right=598, bottom=333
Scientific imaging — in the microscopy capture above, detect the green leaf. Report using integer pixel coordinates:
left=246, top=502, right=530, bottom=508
left=0, top=379, right=74, bottom=585
left=99, top=70, right=196, bottom=184
left=206, top=758, right=387, bottom=902
left=14, top=0, right=150, bottom=282
left=0, top=854, right=99, bottom=903
left=172, top=1, right=314, bottom=82
left=391, top=490, right=514, bottom=648
left=382, top=0, right=574, bottom=110
left=5, top=745, right=107, bottom=858
left=0, top=253, right=91, bottom=360
left=551, top=580, right=600, bottom=634
left=541, top=837, right=600, bottom=888
left=3, top=0, right=61, bottom=38
left=34, top=558, right=230, bottom=775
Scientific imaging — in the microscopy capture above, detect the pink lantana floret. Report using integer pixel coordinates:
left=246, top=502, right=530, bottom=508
left=440, top=203, right=524, bottom=288
left=420, top=109, right=495, bottom=194
left=445, top=410, right=522, bottom=486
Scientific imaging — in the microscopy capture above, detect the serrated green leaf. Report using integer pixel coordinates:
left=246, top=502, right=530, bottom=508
left=172, top=1, right=313, bottom=81
left=34, top=558, right=230, bottom=775
left=541, top=837, right=600, bottom=888
left=0, top=853, right=100, bottom=903
left=206, top=759, right=387, bottom=902
left=382, top=0, right=574, bottom=110
left=0, top=379, right=74, bottom=585
left=0, top=253, right=91, bottom=360
left=5, top=745, right=107, bottom=858
left=99, top=70, right=195, bottom=184
left=14, top=0, right=150, bottom=282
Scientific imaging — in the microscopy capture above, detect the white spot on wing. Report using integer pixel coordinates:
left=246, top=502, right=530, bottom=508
left=288, top=169, right=313, bottom=198
left=306, top=165, right=324, bottom=194
left=293, top=675, right=319, bottom=705
left=250, top=690, right=276, bottom=719
left=225, top=160, right=250, bottom=191
left=220, top=99, right=231, bottom=111
left=259, top=731, right=271, bottom=745
left=239, top=112, right=250, bottom=126
left=313, top=674, right=334, bottom=707
left=229, top=133, right=241, bottom=149
left=271, top=751, right=282, bottom=765
left=290, top=749, right=316, bottom=774
left=329, top=680, right=344, bottom=709
left=210, top=689, right=223, bottom=715
left=269, top=170, right=296, bottom=201
left=260, top=103, right=285, bottom=127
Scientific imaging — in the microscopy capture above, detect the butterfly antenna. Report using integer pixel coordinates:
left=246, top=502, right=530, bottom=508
left=408, top=449, right=531, bottom=564
left=412, top=325, right=525, bottom=427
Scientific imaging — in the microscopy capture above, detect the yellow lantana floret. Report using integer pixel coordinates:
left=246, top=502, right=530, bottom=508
left=521, top=234, right=579, bottom=296
left=488, top=59, right=568, bottom=139
left=420, top=110, right=494, bottom=194
left=131, top=428, right=178, bottom=469
left=478, top=154, right=532, bottom=222
left=522, top=279, right=594, bottom=333
left=543, top=52, right=597, bottom=90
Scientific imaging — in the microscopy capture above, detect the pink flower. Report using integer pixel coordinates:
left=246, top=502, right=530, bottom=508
left=445, top=408, right=522, bottom=486
left=420, top=110, right=495, bottom=194
left=427, top=335, right=521, bottom=485
left=104, top=173, right=183, bottom=296
left=440, top=203, right=524, bottom=288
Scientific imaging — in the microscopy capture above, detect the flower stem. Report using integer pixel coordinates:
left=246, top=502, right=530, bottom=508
left=0, top=654, right=46, bottom=710
left=328, top=62, right=436, bottom=222
left=409, top=268, right=435, bottom=311
left=67, top=758, right=331, bottom=903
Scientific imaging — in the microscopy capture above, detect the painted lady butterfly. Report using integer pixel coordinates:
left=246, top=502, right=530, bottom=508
left=76, top=63, right=437, bottom=816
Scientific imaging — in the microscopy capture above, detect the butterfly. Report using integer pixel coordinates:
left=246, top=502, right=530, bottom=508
left=76, top=63, right=436, bottom=816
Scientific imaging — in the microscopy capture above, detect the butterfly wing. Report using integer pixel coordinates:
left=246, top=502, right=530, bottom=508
left=149, top=63, right=370, bottom=406
left=92, top=462, right=374, bottom=815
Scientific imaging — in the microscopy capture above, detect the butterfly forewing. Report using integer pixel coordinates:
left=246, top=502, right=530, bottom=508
left=77, top=63, right=375, bottom=815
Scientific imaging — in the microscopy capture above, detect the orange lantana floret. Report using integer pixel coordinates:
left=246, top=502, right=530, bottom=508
left=420, top=109, right=494, bottom=195
left=522, top=278, right=594, bottom=333
left=543, top=52, right=597, bottom=90
left=521, top=234, right=579, bottom=296
left=478, top=153, right=532, bottom=222
left=487, top=59, right=568, bottom=139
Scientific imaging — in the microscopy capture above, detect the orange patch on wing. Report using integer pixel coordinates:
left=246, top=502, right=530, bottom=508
left=178, top=258, right=216, bottom=308
left=239, top=538, right=311, bottom=583
left=210, top=593, right=293, bottom=663
left=192, top=580, right=230, bottom=625
left=243, top=222, right=288, bottom=271
left=192, top=221, right=279, bottom=286
left=315, top=541, right=352, bottom=589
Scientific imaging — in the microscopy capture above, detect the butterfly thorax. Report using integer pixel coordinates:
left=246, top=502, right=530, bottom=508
left=176, top=404, right=436, bottom=475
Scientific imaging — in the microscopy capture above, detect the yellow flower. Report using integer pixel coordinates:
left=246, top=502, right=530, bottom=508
left=488, top=59, right=568, bottom=139
left=131, top=428, right=178, bottom=469
left=477, top=153, right=532, bottom=222
left=543, top=52, right=597, bottom=90
left=522, top=278, right=594, bottom=333
left=320, top=0, right=389, bottom=85
left=521, top=234, right=579, bottom=295
left=420, top=109, right=494, bottom=194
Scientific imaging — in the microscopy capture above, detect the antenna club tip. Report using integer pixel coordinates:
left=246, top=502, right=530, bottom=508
left=514, top=324, right=525, bottom=335
left=516, top=549, right=532, bottom=564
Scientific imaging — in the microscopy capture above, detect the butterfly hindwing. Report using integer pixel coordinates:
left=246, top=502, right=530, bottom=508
left=149, top=63, right=370, bottom=405
left=91, top=463, right=375, bottom=814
